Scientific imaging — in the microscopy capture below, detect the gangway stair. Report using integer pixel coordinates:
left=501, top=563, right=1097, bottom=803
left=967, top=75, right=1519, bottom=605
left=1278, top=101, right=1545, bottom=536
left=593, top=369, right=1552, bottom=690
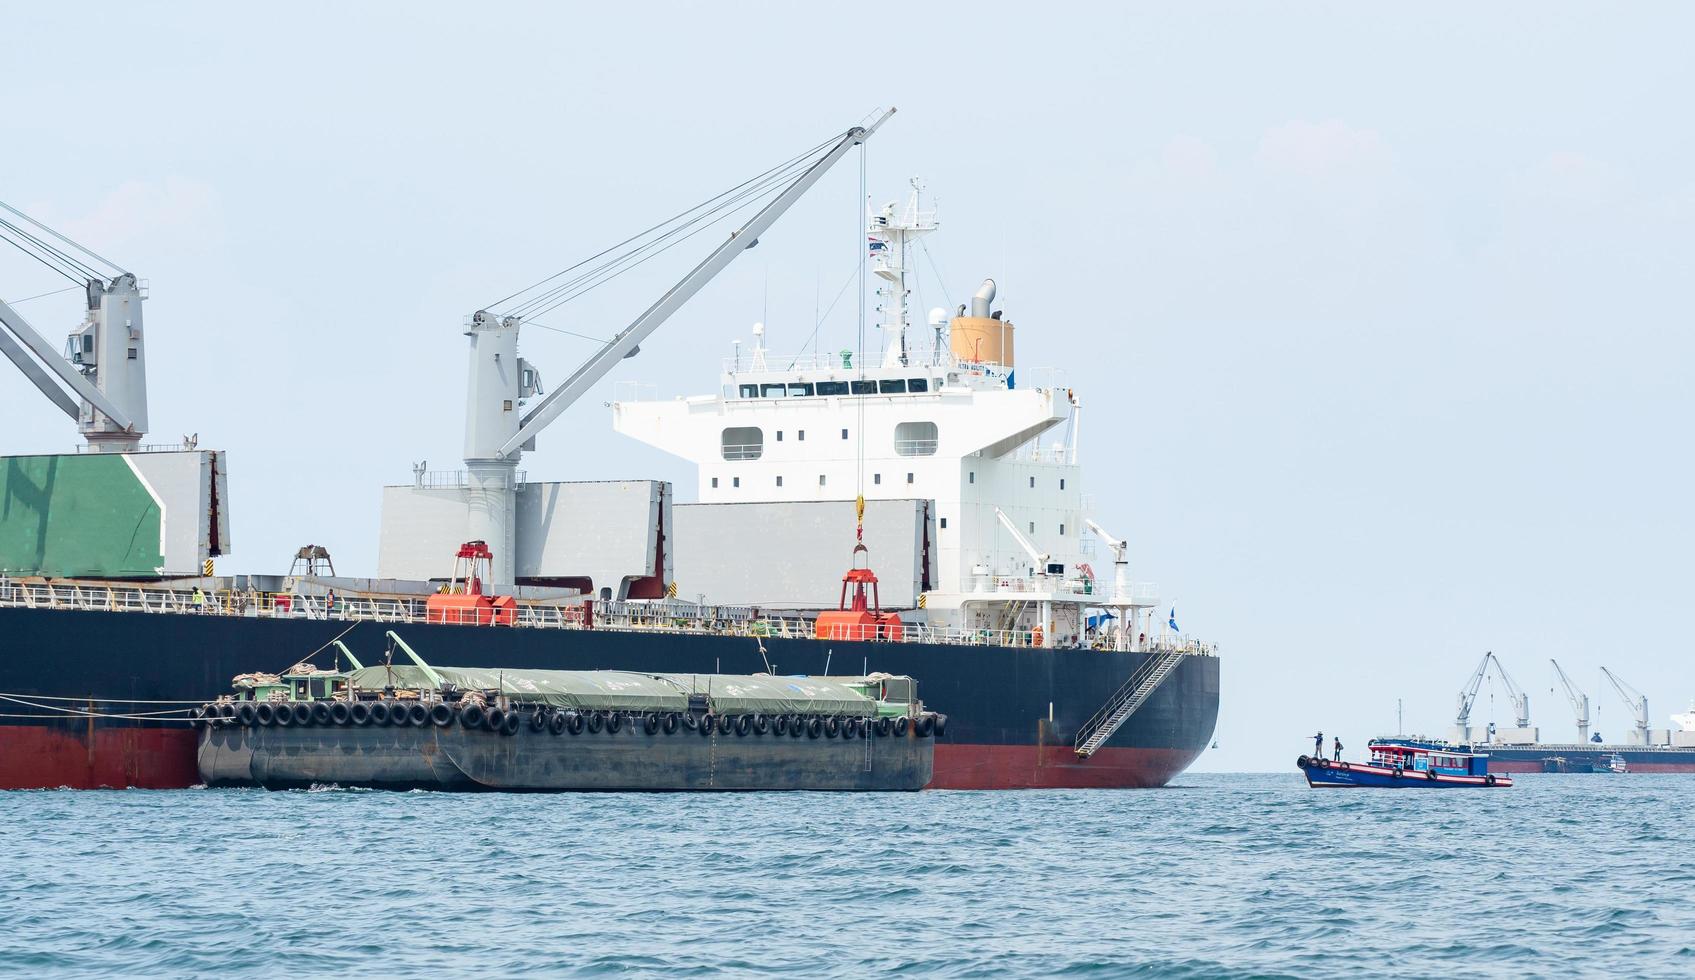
left=1074, top=650, right=1187, bottom=758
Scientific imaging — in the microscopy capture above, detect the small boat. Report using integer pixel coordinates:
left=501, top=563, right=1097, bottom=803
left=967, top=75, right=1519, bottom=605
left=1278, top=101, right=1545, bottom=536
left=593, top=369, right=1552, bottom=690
left=1592, top=752, right=1628, bottom=774
left=1298, top=739, right=1512, bottom=788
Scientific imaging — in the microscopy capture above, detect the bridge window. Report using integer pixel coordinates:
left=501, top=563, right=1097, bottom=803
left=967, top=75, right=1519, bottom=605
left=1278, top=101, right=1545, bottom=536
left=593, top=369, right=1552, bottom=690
left=907, top=378, right=929, bottom=393
left=739, top=384, right=758, bottom=398
left=878, top=379, right=907, bottom=394
left=895, top=421, right=938, bottom=456
left=721, top=427, right=763, bottom=460
left=788, top=382, right=814, bottom=397
left=760, top=383, right=787, bottom=398
left=817, top=381, right=849, bottom=396
left=851, top=380, right=876, bottom=395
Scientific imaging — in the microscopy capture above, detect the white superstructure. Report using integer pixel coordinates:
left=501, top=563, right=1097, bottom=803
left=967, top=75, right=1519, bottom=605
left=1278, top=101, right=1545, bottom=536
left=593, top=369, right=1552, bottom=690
left=615, top=185, right=1161, bottom=650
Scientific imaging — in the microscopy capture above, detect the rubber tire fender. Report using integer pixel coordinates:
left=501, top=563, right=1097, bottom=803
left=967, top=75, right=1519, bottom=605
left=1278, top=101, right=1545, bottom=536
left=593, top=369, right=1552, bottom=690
left=292, top=702, right=315, bottom=726
left=408, top=702, right=430, bottom=727
left=824, top=716, right=841, bottom=738
left=933, top=713, right=948, bottom=737
left=310, top=701, right=332, bottom=725
left=875, top=717, right=892, bottom=738
left=893, top=716, right=909, bottom=737
left=459, top=703, right=485, bottom=729
left=1297, top=755, right=1310, bottom=768
left=807, top=717, right=824, bottom=739
left=840, top=717, right=858, bottom=740
left=586, top=711, right=605, bottom=734
left=1426, top=769, right=1438, bottom=781
left=606, top=711, right=624, bottom=734
left=1391, top=768, right=1403, bottom=779
left=430, top=703, right=455, bottom=727
left=718, top=714, right=736, bottom=736
left=1337, top=761, right=1350, bottom=771
left=255, top=702, right=278, bottom=726
left=369, top=701, right=391, bottom=726
left=350, top=701, right=375, bottom=726
left=735, top=714, right=753, bottom=737
left=698, top=714, right=715, bottom=736
left=549, top=711, right=569, bottom=735
left=529, top=709, right=550, bottom=732
left=484, top=708, right=506, bottom=732
left=330, top=701, right=352, bottom=726
left=915, top=715, right=935, bottom=738
left=662, top=712, right=680, bottom=735
left=643, top=712, right=661, bottom=735
left=1486, top=774, right=1497, bottom=786
left=1314, top=757, right=1329, bottom=769
left=241, top=702, right=262, bottom=726
left=772, top=714, right=788, bottom=736
left=217, top=702, right=239, bottom=722
left=752, top=714, right=769, bottom=735
left=789, top=715, right=806, bottom=737
left=565, top=711, right=584, bottom=735
left=681, top=712, right=699, bottom=732
left=500, top=711, right=521, bottom=736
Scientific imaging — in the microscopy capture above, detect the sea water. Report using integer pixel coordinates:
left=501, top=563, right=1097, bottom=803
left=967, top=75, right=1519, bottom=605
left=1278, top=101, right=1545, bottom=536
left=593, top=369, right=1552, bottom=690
left=1, top=773, right=1690, bottom=978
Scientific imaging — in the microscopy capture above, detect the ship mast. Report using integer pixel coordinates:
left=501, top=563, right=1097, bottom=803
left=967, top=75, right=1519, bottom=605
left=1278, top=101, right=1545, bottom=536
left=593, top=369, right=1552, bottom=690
left=868, top=178, right=937, bottom=369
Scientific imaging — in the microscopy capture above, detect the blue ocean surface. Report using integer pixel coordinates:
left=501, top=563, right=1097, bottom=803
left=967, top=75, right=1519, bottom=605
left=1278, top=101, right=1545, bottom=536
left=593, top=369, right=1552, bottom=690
left=1, top=773, right=1691, bottom=978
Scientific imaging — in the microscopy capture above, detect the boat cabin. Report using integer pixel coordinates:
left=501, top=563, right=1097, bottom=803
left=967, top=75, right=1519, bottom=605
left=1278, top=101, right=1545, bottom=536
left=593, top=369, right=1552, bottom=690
left=1368, top=742, right=1488, bottom=777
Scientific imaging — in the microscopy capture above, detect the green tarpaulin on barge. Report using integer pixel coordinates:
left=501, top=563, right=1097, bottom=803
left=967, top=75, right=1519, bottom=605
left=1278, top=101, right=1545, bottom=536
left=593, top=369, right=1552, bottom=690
left=349, top=665, right=880, bottom=716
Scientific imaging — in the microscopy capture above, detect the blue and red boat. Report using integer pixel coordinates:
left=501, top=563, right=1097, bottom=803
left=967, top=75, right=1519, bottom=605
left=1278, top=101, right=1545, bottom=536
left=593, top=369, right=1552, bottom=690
left=1298, top=739, right=1512, bottom=788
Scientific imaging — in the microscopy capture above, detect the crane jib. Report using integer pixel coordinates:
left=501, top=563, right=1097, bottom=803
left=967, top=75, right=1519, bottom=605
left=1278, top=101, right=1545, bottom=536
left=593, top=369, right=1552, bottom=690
left=496, top=110, right=895, bottom=460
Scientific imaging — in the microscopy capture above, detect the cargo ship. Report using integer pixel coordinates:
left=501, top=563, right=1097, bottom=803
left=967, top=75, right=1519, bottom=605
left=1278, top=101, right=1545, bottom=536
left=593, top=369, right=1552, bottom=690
left=1375, top=654, right=1695, bottom=774
left=0, top=112, right=1221, bottom=791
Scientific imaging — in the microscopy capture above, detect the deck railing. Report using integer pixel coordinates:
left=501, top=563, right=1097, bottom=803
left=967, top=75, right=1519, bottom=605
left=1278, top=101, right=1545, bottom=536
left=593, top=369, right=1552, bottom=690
left=0, top=579, right=1216, bottom=657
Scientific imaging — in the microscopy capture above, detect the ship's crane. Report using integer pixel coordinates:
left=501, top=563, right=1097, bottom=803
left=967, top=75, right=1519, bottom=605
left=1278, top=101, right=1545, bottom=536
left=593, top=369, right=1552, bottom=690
left=1491, top=656, right=1531, bottom=731
left=1600, top=667, right=1651, bottom=746
left=1084, top=519, right=1129, bottom=604
left=0, top=201, right=149, bottom=451
left=1453, top=652, right=1493, bottom=742
left=457, top=110, right=895, bottom=585
left=1549, top=659, right=1590, bottom=743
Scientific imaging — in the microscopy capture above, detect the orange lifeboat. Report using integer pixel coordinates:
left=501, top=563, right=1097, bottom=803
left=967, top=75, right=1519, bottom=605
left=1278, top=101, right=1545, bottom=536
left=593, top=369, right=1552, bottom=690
left=425, top=540, right=517, bottom=626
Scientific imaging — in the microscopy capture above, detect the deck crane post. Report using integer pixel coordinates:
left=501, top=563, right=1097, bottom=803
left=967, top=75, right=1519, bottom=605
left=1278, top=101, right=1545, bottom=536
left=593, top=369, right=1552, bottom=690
left=1600, top=667, right=1652, bottom=746
left=459, top=110, right=896, bottom=585
left=993, top=506, right=1054, bottom=648
left=1451, top=652, right=1493, bottom=743
left=0, top=201, right=149, bottom=450
left=1084, top=518, right=1134, bottom=650
left=1549, top=659, right=1590, bottom=743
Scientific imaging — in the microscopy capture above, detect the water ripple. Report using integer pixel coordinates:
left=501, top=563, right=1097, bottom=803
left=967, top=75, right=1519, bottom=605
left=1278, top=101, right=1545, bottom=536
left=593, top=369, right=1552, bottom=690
left=1, top=774, right=1693, bottom=977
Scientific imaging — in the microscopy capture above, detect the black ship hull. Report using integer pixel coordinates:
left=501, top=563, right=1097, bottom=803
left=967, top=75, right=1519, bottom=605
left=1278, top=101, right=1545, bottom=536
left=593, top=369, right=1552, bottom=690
left=0, top=606, right=1220, bottom=790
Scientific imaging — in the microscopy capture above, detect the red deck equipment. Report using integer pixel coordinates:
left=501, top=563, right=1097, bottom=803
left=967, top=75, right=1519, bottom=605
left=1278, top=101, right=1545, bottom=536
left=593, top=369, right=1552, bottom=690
left=425, top=541, right=517, bottom=625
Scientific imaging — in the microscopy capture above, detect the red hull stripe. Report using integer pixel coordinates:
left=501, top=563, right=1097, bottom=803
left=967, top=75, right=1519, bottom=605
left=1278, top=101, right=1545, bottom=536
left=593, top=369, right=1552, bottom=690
left=930, top=743, right=1202, bottom=789
left=0, top=726, right=198, bottom=790
left=0, top=727, right=1202, bottom=791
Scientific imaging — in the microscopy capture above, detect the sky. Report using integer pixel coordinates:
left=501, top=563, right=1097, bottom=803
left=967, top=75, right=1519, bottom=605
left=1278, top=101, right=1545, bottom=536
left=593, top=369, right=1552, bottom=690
left=2, top=2, right=1691, bottom=772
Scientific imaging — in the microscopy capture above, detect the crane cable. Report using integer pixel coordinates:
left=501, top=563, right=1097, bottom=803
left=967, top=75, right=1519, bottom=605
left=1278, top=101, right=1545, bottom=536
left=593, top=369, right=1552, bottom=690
left=485, top=130, right=844, bottom=321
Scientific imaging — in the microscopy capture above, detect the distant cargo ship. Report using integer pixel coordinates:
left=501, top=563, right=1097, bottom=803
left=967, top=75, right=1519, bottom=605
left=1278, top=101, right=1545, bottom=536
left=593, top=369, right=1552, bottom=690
left=1382, top=654, right=1695, bottom=774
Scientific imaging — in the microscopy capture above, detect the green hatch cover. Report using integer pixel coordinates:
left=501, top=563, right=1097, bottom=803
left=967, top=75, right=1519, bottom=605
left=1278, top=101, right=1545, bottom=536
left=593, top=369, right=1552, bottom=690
left=0, top=454, right=164, bottom=577
left=348, top=665, right=888, bottom=716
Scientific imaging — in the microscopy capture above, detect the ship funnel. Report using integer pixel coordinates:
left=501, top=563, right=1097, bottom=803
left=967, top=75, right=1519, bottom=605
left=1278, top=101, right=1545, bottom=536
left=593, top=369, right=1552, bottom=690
left=971, top=279, right=997, bottom=318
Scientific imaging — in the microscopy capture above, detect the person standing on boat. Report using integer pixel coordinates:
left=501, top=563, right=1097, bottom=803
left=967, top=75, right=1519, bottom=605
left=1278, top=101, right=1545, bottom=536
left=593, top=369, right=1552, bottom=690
left=1333, top=736, right=1343, bottom=762
left=1313, top=731, right=1323, bottom=758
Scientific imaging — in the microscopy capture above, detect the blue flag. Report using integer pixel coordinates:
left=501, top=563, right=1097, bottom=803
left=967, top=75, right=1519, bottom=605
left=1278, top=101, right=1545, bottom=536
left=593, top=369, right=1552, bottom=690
left=1168, top=608, right=1179, bottom=632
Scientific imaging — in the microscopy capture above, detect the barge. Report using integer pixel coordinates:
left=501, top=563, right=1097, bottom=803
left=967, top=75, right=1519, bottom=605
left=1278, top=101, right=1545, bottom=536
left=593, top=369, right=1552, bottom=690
left=196, top=633, right=937, bottom=792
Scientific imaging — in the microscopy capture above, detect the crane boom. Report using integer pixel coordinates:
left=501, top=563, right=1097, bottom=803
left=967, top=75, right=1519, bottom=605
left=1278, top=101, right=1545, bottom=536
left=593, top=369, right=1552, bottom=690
left=993, top=507, right=1049, bottom=572
left=1600, top=667, right=1651, bottom=745
left=495, top=109, right=896, bottom=460
left=0, top=296, right=136, bottom=431
left=1549, top=659, right=1590, bottom=743
left=1454, top=652, right=1491, bottom=736
left=1488, top=654, right=1531, bottom=730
